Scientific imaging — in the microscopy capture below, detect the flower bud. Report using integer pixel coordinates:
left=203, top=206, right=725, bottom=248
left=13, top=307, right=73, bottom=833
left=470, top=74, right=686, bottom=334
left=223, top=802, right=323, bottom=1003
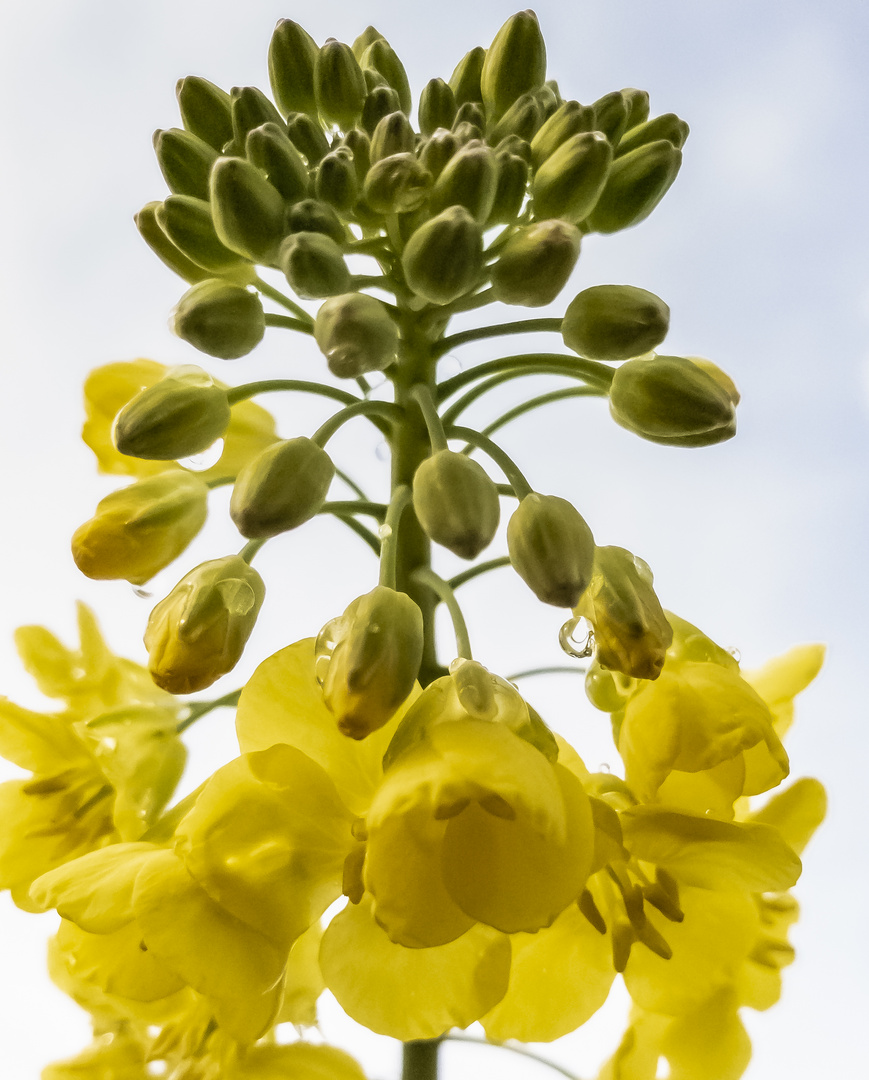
left=320, top=585, right=424, bottom=739
left=616, top=112, right=689, bottom=158
left=531, top=131, right=613, bottom=223
left=529, top=99, right=594, bottom=168
left=562, top=284, right=670, bottom=361
left=360, top=153, right=429, bottom=215
left=622, top=88, right=651, bottom=131
left=452, top=119, right=484, bottom=145
left=575, top=546, right=673, bottom=680
left=418, top=78, right=457, bottom=136
left=360, top=38, right=412, bottom=116
left=176, top=76, right=234, bottom=152
left=495, top=133, right=532, bottom=162
left=351, top=26, right=383, bottom=61
left=364, top=67, right=389, bottom=92
left=72, top=471, right=208, bottom=585
left=314, top=293, right=399, bottom=377
left=156, top=195, right=252, bottom=276
left=370, top=110, right=415, bottom=162
left=315, top=148, right=359, bottom=212
left=245, top=123, right=310, bottom=203
left=210, top=156, right=286, bottom=264
left=145, top=555, right=265, bottom=694
left=491, top=219, right=581, bottom=307
left=268, top=19, right=319, bottom=119
left=286, top=111, right=331, bottom=165
left=487, top=151, right=529, bottom=225
left=286, top=198, right=346, bottom=244
left=507, top=493, right=595, bottom=608
left=586, top=140, right=682, bottom=234
left=418, top=128, right=459, bottom=181
left=279, top=231, right=351, bottom=299
left=401, top=205, right=483, bottom=305
left=489, top=91, right=545, bottom=145
left=153, top=128, right=218, bottom=202
left=315, top=39, right=367, bottom=130
left=452, top=101, right=486, bottom=133
left=134, top=202, right=210, bottom=285
left=591, top=90, right=630, bottom=144
left=609, top=355, right=737, bottom=444
left=340, top=127, right=372, bottom=183
left=171, top=279, right=265, bottom=359
left=688, top=356, right=740, bottom=406
left=481, top=11, right=547, bottom=122
left=229, top=86, right=285, bottom=154
left=413, top=450, right=501, bottom=559
left=429, top=142, right=499, bottom=223
left=114, top=366, right=231, bottom=461
left=361, top=86, right=402, bottom=137
left=229, top=437, right=335, bottom=538
left=448, top=46, right=486, bottom=106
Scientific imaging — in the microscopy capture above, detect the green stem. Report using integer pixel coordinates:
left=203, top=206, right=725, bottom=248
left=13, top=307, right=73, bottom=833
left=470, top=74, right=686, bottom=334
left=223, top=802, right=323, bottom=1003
left=438, top=353, right=614, bottom=405
left=379, top=485, right=413, bottom=589
left=440, top=1035, right=584, bottom=1080
left=411, top=566, right=473, bottom=660
left=319, top=500, right=387, bottom=521
left=332, top=514, right=381, bottom=556
left=481, top=385, right=600, bottom=439
left=239, top=537, right=267, bottom=564
left=409, top=383, right=448, bottom=452
left=253, top=276, right=314, bottom=325
left=176, top=689, right=242, bottom=734
left=446, top=286, right=495, bottom=314
left=446, top=425, right=533, bottom=499
left=448, top=555, right=512, bottom=590
left=402, top=1041, right=440, bottom=1080
left=434, top=317, right=563, bottom=358
left=225, top=380, right=359, bottom=408
left=263, top=313, right=313, bottom=334
left=350, top=274, right=399, bottom=294
left=205, top=476, right=234, bottom=490
left=334, top=467, right=370, bottom=502
left=311, top=400, right=402, bottom=447
left=507, top=665, right=587, bottom=681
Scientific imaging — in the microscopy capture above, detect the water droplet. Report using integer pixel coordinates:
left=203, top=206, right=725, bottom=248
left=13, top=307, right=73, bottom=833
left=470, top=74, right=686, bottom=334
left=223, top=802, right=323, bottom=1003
left=377, top=523, right=393, bottom=540
left=375, top=441, right=390, bottom=462
left=131, top=585, right=153, bottom=599
left=178, top=438, right=224, bottom=471
left=598, top=762, right=611, bottom=774
left=728, top=646, right=741, bottom=663
left=559, top=616, right=594, bottom=659
left=438, top=354, right=463, bottom=378
left=217, top=579, right=256, bottom=616
left=170, top=364, right=215, bottom=387
left=314, top=615, right=346, bottom=687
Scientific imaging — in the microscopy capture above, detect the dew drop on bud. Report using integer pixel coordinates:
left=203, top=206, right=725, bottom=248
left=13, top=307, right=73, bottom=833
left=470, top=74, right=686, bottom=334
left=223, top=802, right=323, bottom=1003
left=377, top=523, right=393, bottom=540
left=559, top=615, right=594, bottom=659
left=728, top=646, right=741, bottom=662
left=178, top=438, right=224, bottom=471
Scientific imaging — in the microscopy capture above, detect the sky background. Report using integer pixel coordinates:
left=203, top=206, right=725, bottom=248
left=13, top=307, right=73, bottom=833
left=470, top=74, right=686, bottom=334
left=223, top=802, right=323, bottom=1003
left=0, top=0, right=867, bottom=1077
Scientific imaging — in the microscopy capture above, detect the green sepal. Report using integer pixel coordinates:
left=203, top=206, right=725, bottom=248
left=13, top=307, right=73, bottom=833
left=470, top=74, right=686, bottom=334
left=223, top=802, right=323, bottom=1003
left=360, top=38, right=412, bottom=115
left=245, top=122, right=311, bottom=203
left=362, top=86, right=401, bottom=137
left=351, top=25, right=384, bottom=61
left=210, top=156, right=287, bottom=264
left=488, top=91, right=544, bottom=145
left=448, top=45, right=486, bottom=106
left=615, top=112, right=690, bottom=158
left=176, top=76, right=234, bottom=152
left=591, top=90, right=630, bottom=145
left=228, top=86, right=285, bottom=156
left=315, top=39, right=367, bottom=130
left=314, top=292, right=399, bottom=377
left=562, top=284, right=670, bottom=362
left=430, top=142, right=499, bottom=224
left=621, top=88, right=651, bottom=131
left=507, top=493, right=595, bottom=609
left=340, top=128, right=372, bottom=184
left=134, top=202, right=211, bottom=284
left=418, top=128, right=460, bottom=181
left=362, top=152, right=432, bottom=214
left=480, top=10, right=546, bottom=122
left=153, top=128, right=218, bottom=201
left=286, top=198, right=347, bottom=244
left=172, top=279, right=265, bottom=360
left=530, top=99, right=594, bottom=169
left=412, top=450, right=501, bottom=559
left=585, top=140, right=682, bottom=234
left=286, top=111, right=331, bottom=165
left=401, top=205, right=483, bottom=305
left=230, top=437, right=335, bottom=538
left=370, top=109, right=415, bottom=162
left=268, top=19, right=319, bottom=118
left=315, top=148, right=360, bottom=212
left=278, top=231, right=351, bottom=299
left=452, top=101, right=486, bottom=133
left=487, top=151, right=529, bottom=225
left=156, top=195, right=253, bottom=276
left=531, top=131, right=613, bottom=223
left=491, top=219, right=581, bottom=307
left=418, top=78, right=457, bottom=136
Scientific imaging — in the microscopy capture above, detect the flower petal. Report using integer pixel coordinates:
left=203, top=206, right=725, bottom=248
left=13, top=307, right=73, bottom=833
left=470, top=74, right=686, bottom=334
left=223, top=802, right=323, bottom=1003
left=228, top=1042, right=368, bottom=1080
left=748, top=776, right=826, bottom=855
left=662, top=989, right=751, bottom=1080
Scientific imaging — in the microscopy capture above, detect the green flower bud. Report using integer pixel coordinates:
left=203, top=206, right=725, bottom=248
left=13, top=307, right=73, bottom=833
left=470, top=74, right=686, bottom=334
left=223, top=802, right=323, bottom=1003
left=616, top=112, right=689, bottom=158
left=134, top=202, right=211, bottom=285
left=529, top=99, right=594, bottom=168
left=495, top=133, right=532, bottom=161
left=585, top=140, right=682, bottom=234
left=574, top=546, right=673, bottom=680
left=507, top=493, right=595, bottom=608
left=362, top=152, right=432, bottom=214
left=370, top=109, right=415, bottom=162
left=448, top=46, right=486, bottom=106
left=535, top=81, right=561, bottom=120
left=622, top=88, right=651, bottom=131
left=157, top=195, right=252, bottom=275
left=481, top=10, right=546, bottom=122
left=418, top=128, right=459, bottom=180
left=229, top=437, right=335, bottom=538
left=591, top=90, right=630, bottom=144
left=245, top=122, right=310, bottom=203
left=314, top=293, right=399, bottom=377
left=145, top=555, right=265, bottom=694
left=351, top=25, right=384, bottom=61
left=114, top=366, right=231, bottom=461
left=268, top=19, right=319, bottom=118
left=401, top=205, right=483, bottom=305
left=286, top=111, right=331, bottom=165
left=210, top=156, right=286, bottom=264
left=340, top=128, right=372, bottom=183
left=278, top=231, right=351, bottom=299
left=687, top=356, right=740, bottom=406
left=489, top=91, right=544, bottom=145
left=418, top=78, right=457, bottom=136
left=153, top=128, right=218, bottom=201
left=315, top=39, right=367, bottom=130
left=562, top=284, right=670, bottom=361
left=531, top=131, right=613, bottom=223
left=360, top=38, right=412, bottom=115
left=228, top=86, right=285, bottom=154
left=171, top=279, right=265, bottom=359
left=609, top=355, right=737, bottom=444
left=320, top=585, right=424, bottom=739
left=176, top=76, right=233, bottom=152
left=413, top=450, right=501, bottom=559
left=362, top=85, right=402, bottom=137
left=72, top=471, right=209, bottom=585
left=286, top=198, right=347, bottom=244
left=452, top=119, right=484, bottom=145
left=491, top=219, right=581, bottom=307
left=487, top=151, right=529, bottom=225
left=452, top=101, right=486, bottom=132
left=363, top=67, right=389, bottom=92
left=315, top=148, right=359, bottom=212
left=429, top=142, right=499, bottom=223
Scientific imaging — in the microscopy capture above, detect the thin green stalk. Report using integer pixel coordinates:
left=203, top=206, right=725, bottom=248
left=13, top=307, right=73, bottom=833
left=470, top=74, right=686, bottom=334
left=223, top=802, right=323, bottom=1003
left=481, top=385, right=600, bottom=439
left=319, top=500, right=387, bottom=521
left=447, top=286, right=495, bottom=314
left=506, top=665, right=587, bottom=682
left=334, top=468, right=371, bottom=502
left=225, top=380, right=359, bottom=408
left=239, top=537, right=267, bottom=564
left=446, top=425, right=533, bottom=499
left=402, top=1041, right=440, bottom=1080
left=411, top=566, right=473, bottom=660
left=379, top=485, right=414, bottom=589
left=350, top=274, right=399, bottom=294
left=263, top=313, right=313, bottom=334
left=440, top=1035, right=584, bottom=1080
left=253, top=276, right=314, bottom=325
left=433, top=317, right=563, bottom=358
left=409, top=383, right=448, bottom=452
left=448, top=555, right=512, bottom=590
left=205, top=476, right=234, bottom=490
left=311, top=400, right=402, bottom=447
left=438, top=353, right=615, bottom=405
left=176, top=689, right=242, bottom=734
left=332, top=514, right=381, bottom=556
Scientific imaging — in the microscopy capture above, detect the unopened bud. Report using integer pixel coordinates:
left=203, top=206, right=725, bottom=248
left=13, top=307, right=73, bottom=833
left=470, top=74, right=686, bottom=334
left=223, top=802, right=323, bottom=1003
left=370, top=110, right=415, bottom=162
left=315, top=39, right=367, bottom=130
left=230, top=437, right=335, bottom=538
left=402, top=206, right=483, bottom=305
left=340, top=128, right=372, bottom=183
left=688, top=356, right=740, bottom=406
left=360, top=38, right=412, bottom=115
left=171, top=279, right=265, bottom=359
left=531, top=131, right=613, bottom=223
left=314, top=292, right=398, bottom=377
left=351, top=26, right=384, bottom=61
left=586, top=140, right=682, bottom=234
left=575, top=546, right=673, bottom=680
left=320, top=586, right=424, bottom=739
left=562, top=284, right=670, bottom=361
left=153, top=128, right=218, bottom=201
left=616, top=112, right=689, bottom=158
left=145, top=555, right=265, bottom=694
left=157, top=195, right=252, bottom=276
left=135, top=202, right=210, bottom=285
left=495, top=133, right=532, bottom=162
left=315, top=148, right=359, bottom=212
left=591, top=90, right=630, bottom=145
left=210, top=156, right=286, bottom=264
left=114, top=366, right=231, bottom=461
left=529, top=100, right=594, bottom=168
left=229, top=86, right=285, bottom=154
left=452, top=119, right=484, bottom=145
left=413, top=450, right=501, bottom=559
left=268, top=19, right=319, bottom=118
left=418, top=128, right=459, bottom=181
left=246, top=123, right=310, bottom=203
left=418, top=78, right=457, bottom=136
left=481, top=10, right=546, bottom=122
left=430, top=141, right=499, bottom=223
left=362, top=86, right=401, bottom=137
left=621, top=88, right=651, bottom=131
left=489, top=91, right=544, bottom=145
left=448, top=46, right=486, bottom=106
left=507, top=493, right=595, bottom=608
left=487, top=151, right=529, bottom=225
left=609, top=355, right=737, bottom=445
left=363, top=152, right=432, bottom=214
left=491, top=219, right=581, bottom=307
left=279, top=231, right=351, bottom=298
left=452, top=101, right=486, bottom=133
left=286, top=112, right=331, bottom=165
left=286, top=198, right=347, bottom=244
left=72, top=471, right=208, bottom=585
left=176, top=76, right=233, bottom=152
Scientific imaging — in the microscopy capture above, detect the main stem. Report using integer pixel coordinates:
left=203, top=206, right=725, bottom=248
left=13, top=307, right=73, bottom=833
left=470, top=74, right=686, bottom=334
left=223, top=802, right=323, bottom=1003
left=402, top=1040, right=440, bottom=1080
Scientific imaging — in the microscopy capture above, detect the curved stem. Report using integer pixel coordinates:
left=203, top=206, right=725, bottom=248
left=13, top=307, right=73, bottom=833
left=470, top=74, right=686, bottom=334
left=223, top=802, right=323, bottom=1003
left=448, top=555, right=512, bottom=591
left=334, top=467, right=371, bottom=502
left=379, top=484, right=414, bottom=589
left=446, top=425, right=533, bottom=499
left=319, top=500, right=387, bottom=521
left=506, top=665, right=587, bottom=682
left=263, top=313, right=313, bottom=334
left=438, top=353, right=614, bottom=405
left=447, top=286, right=495, bottom=314
left=205, top=475, right=234, bottom=490
left=253, top=276, right=314, bottom=325
left=410, top=383, right=448, bottom=453
left=332, top=514, right=381, bottom=556
left=350, top=274, right=399, bottom=295
left=239, top=537, right=267, bottom=564
left=311, top=400, right=402, bottom=447
left=481, top=385, right=600, bottom=439
left=176, top=689, right=242, bottom=734
left=411, top=567, right=473, bottom=660
left=440, top=1035, right=584, bottom=1080
left=225, top=379, right=359, bottom=408
left=434, top=317, right=563, bottom=358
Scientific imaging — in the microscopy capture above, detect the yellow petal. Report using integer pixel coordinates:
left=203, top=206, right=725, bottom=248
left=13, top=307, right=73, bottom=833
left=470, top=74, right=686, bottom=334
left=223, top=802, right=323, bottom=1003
left=748, top=777, right=827, bottom=855
left=662, top=989, right=751, bottom=1080
left=742, top=643, right=825, bottom=706
left=228, top=1042, right=368, bottom=1080
left=276, top=921, right=325, bottom=1027
left=42, top=1032, right=149, bottom=1080
left=597, top=1009, right=669, bottom=1080
left=0, top=700, right=89, bottom=773
left=320, top=896, right=511, bottom=1040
